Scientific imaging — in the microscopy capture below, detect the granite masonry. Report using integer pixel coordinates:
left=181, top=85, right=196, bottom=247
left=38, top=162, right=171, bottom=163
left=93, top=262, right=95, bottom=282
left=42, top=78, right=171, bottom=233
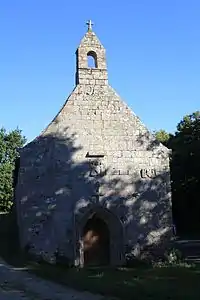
left=15, top=22, right=173, bottom=266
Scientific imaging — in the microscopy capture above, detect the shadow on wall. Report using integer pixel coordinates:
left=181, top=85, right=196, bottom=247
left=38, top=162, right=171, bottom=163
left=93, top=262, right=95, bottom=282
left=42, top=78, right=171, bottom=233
left=14, top=126, right=172, bottom=265
left=0, top=209, right=22, bottom=266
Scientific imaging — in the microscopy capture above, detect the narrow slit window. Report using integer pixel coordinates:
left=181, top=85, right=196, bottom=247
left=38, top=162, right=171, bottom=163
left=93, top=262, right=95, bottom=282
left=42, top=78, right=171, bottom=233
left=87, top=51, right=98, bottom=68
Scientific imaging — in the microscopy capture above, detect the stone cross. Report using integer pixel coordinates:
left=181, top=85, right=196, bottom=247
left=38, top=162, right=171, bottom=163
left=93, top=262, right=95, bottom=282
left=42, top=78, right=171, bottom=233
left=86, top=20, right=94, bottom=31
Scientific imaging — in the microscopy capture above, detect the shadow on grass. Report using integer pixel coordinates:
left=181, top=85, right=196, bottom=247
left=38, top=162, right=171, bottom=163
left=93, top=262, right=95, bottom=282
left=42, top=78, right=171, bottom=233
left=1, top=240, right=200, bottom=300
left=27, top=262, right=200, bottom=300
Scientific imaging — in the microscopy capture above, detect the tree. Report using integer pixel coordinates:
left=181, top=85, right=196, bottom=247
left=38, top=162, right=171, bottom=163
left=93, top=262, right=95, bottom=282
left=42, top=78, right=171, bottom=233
left=155, top=111, right=200, bottom=236
left=169, top=111, right=200, bottom=235
left=154, top=129, right=171, bottom=146
left=0, top=128, right=26, bottom=212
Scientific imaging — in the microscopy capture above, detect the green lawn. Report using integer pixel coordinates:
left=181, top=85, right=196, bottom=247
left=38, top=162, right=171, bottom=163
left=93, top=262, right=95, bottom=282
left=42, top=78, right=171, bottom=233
left=30, top=263, right=200, bottom=300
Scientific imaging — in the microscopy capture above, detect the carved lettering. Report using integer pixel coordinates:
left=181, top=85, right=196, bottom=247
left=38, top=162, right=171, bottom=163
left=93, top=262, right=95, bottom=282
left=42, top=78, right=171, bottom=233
left=94, top=181, right=100, bottom=195
left=90, top=181, right=101, bottom=203
left=89, top=160, right=106, bottom=177
left=86, top=85, right=94, bottom=95
left=119, top=169, right=129, bottom=175
left=111, top=168, right=120, bottom=175
left=78, top=85, right=84, bottom=94
left=111, top=168, right=134, bottom=175
left=140, top=169, right=156, bottom=179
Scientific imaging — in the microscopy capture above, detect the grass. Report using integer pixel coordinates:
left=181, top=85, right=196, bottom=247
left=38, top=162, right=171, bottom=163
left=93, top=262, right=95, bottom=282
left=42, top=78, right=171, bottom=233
left=29, top=262, right=200, bottom=300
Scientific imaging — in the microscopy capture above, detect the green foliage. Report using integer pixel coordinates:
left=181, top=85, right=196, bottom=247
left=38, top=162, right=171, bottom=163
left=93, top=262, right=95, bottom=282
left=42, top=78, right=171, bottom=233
left=154, top=129, right=171, bottom=146
left=170, top=112, right=200, bottom=234
left=176, top=111, right=200, bottom=133
left=0, top=127, right=26, bottom=212
left=156, top=111, right=200, bottom=235
left=164, top=247, right=183, bottom=264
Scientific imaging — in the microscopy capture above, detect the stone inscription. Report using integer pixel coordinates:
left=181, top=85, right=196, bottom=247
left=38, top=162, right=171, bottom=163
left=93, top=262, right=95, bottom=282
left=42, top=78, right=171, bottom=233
left=140, top=169, right=156, bottom=178
left=89, top=160, right=106, bottom=177
left=86, top=85, right=95, bottom=95
left=90, top=181, right=102, bottom=203
left=88, top=162, right=157, bottom=179
left=79, top=85, right=95, bottom=96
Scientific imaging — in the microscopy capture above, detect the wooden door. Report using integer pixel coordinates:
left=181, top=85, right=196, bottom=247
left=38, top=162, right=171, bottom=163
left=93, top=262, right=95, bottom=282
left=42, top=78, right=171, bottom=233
left=83, top=215, right=110, bottom=266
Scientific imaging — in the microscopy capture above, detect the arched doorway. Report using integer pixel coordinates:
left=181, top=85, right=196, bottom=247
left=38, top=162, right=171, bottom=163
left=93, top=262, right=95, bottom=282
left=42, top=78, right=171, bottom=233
left=82, top=214, right=110, bottom=266
left=75, top=206, right=124, bottom=267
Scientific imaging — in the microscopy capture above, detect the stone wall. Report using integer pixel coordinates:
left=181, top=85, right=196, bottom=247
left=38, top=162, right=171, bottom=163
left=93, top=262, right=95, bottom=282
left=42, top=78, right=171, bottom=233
left=15, top=28, right=173, bottom=265
left=15, top=82, right=172, bottom=265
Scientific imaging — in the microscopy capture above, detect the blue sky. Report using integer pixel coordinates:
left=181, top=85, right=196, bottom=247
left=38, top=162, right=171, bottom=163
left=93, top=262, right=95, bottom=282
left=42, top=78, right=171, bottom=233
left=0, top=1, right=199, bottom=142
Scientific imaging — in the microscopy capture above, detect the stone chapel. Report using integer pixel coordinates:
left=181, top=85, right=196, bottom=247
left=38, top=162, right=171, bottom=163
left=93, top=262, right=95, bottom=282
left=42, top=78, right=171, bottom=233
left=15, top=21, right=173, bottom=266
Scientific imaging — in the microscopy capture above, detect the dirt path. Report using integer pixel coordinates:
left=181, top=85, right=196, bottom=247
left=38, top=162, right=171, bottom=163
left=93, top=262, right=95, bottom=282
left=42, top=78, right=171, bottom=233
left=0, top=258, right=114, bottom=300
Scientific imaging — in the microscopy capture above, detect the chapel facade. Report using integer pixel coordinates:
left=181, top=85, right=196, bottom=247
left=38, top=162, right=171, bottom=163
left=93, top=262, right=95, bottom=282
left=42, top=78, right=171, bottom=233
left=15, top=22, right=173, bottom=266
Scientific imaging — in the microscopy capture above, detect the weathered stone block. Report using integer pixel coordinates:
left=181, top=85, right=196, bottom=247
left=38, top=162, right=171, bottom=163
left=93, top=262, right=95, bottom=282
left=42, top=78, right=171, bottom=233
left=15, top=23, right=173, bottom=268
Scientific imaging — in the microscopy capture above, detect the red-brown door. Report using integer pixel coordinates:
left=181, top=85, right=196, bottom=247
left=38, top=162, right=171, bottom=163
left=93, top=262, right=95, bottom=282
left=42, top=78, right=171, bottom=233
left=83, top=215, right=110, bottom=266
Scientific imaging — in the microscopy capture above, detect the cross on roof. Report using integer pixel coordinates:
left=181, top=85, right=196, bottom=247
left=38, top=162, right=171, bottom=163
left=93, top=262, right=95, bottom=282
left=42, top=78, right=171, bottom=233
left=86, top=20, right=94, bottom=31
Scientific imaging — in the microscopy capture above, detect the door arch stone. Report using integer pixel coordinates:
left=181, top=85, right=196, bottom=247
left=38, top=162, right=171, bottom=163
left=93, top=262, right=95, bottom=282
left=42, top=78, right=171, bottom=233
left=75, top=205, right=124, bottom=267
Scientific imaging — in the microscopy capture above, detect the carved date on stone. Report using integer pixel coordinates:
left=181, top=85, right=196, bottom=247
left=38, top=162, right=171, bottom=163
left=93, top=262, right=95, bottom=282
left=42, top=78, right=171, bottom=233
left=140, top=169, right=156, bottom=179
left=86, top=85, right=94, bottom=95
left=90, top=181, right=102, bottom=203
left=79, top=85, right=95, bottom=96
left=89, top=160, right=106, bottom=177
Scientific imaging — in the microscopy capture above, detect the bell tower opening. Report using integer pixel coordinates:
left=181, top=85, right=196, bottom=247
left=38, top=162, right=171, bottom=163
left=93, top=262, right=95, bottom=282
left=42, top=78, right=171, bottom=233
left=75, top=20, right=108, bottom=85
left=87, top=51, right=98, bottom=68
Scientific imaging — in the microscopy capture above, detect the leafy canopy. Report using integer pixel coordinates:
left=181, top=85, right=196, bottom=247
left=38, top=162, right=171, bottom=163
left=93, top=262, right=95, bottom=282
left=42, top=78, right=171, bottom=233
left=155, top=111, right=200, bottom=235
left=0, top=127, right=26, bottom=211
